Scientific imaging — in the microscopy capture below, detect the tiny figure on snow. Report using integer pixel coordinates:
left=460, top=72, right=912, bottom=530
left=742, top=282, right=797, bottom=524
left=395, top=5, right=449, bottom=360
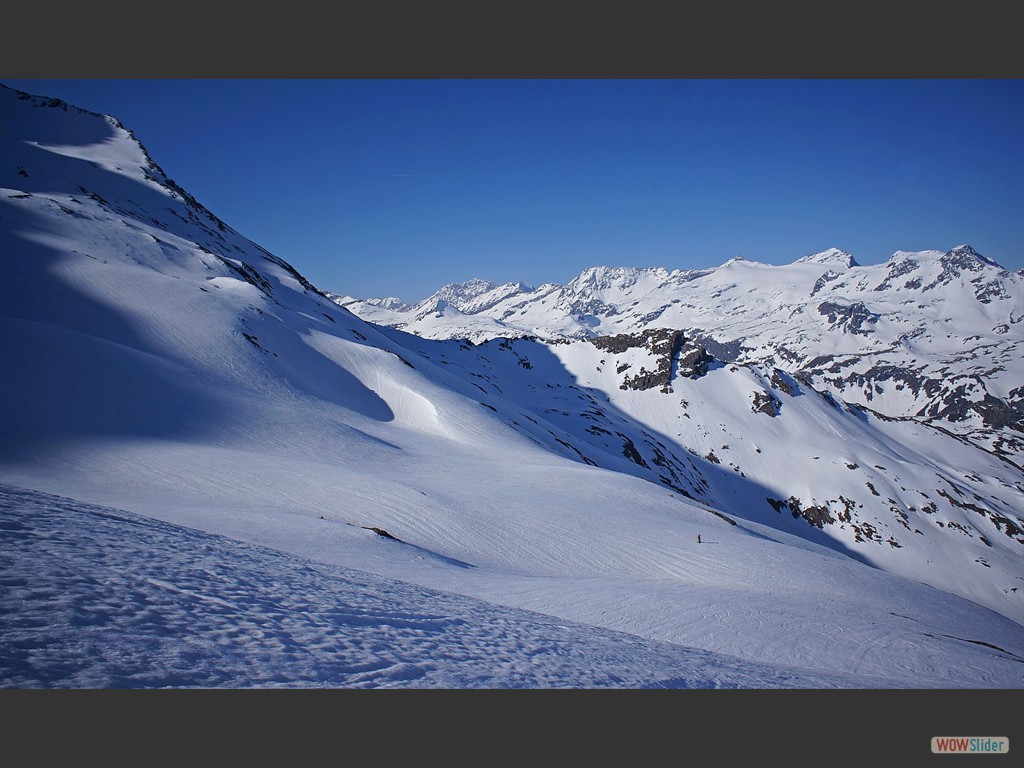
left=697, top=533, right=702, bottom=544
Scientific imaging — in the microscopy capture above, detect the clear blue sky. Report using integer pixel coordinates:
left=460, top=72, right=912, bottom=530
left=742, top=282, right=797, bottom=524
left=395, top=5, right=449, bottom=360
left=5, top=79, right=1022, bottom=302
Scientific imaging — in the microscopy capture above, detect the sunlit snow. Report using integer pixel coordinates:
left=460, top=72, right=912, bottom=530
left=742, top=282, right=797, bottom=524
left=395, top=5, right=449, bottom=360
left=2, top=84, right=1021, bottom=690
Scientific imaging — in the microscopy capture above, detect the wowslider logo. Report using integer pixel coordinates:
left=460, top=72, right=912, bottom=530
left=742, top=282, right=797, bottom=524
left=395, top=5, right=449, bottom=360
left=932, top=737, right=1009, bottom=754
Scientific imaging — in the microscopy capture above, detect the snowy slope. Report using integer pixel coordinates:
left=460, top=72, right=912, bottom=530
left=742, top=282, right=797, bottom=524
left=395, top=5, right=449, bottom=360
left=7, top=484, right=877, bottom=689
left=344, top=248, right=1024, bottom=464
left=390, top=330, right=1023, bottom=623
left=2, top=84, right=1022, bottom=689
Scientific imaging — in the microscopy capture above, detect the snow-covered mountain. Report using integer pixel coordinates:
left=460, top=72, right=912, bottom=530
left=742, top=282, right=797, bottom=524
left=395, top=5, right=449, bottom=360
left=341, top=246, right=1024, bottom=465
left=2, top=84, right=1022, bottom=690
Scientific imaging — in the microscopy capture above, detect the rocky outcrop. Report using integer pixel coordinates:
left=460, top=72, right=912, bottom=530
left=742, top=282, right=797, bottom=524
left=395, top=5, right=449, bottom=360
left=811, top=269, right=842, bottom=296
left=767, top=496, right=835, bottom=528
left=770, top=368, right=797, bottom=396
left=816, top=300, right=879, bottom=335
left=676, top=338, right=713, bottom=380
left=751, top=390, right=781, bottom=417
left=590, top=328, right=712, bottom=393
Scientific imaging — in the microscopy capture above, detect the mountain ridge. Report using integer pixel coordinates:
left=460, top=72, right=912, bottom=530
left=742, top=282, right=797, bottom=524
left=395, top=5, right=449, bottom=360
left=340, top=245, right=1023, bottom=465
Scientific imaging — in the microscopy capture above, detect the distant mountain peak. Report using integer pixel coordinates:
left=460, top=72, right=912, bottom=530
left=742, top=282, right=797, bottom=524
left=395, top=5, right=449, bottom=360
left=419, top=278, right=497, bottom=307
left=366, top=296, right=410, bottom=311
left=437, top=277, right=497, bottom=296
left=574, top=265, right=647, bottom=282
left=564, top=265, right=668, bottom=295
left=412, top=277, right=538, bottom=316
left=946, top=244, right=1002, bottom=268
left=950, top=243, right=980, bottom=256
left=888, top=249, right=942, bottom=262
left=794, top=248, right=858, bottom=268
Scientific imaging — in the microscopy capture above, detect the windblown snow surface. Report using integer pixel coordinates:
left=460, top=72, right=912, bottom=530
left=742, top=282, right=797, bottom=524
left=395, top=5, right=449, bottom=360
left=2, top=85, right=1022, bottom=691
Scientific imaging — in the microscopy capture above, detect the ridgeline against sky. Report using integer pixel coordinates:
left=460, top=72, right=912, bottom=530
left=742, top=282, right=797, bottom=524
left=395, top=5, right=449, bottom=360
left=2, top=78, right=1021, bottom=303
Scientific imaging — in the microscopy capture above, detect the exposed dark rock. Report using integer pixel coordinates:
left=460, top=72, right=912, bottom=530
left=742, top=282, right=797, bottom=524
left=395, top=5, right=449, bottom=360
left=850, top=520, right=883, bottom=544
left=924, top=245, right=994, bottom=291
left=873, top=258, right=919, bottom=291
left=766, top=496, right=835, bottom=529
left=708, top=509, right=738, bottom=525
left=636, top=307, right=667, bottom=324
left=892, top=507, right=912, bottom=530
left=974, top=278, right=1010, bottom=303
left=676, top=340, right=713, bottom=380
left=937, top=489, right=1024, bottom=543
left=363, top=526, right=401, bottom=541
left=751, top=389, right=781, bottom=417
left=393, top=353, right=415, bottom=368
left=816, top=300, right=879, bottom=335
left=946, top=521, right=971, bottom=536
left=770, top=368, right=796, bottom=396
left=590, top=328, right=710, bottom=392
left=835, top=496, right=857, bottom=523
left=842, top=363, right=940, bottom=402
left=566, top=296, right=619, bottom=318
left=617, top=433, right=650, bottom=469
left=801, top=354, right=836, bottom=372
left=811, top=269, right=842, bottom=296
left=973, top=393, right=1024, bottom=431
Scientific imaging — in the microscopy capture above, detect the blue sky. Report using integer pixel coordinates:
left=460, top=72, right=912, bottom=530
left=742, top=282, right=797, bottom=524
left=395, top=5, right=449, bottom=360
left=5, top=79, right=1022, bottom=302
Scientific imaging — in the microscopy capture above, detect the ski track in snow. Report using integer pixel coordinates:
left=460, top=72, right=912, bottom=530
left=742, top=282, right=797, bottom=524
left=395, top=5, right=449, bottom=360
left=1, top=484, right=870, bottom=690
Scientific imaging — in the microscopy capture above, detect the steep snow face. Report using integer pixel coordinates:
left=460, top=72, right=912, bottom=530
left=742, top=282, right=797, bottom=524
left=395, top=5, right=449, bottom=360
left=2, top=85, right=1023, bottom=689
left=342, top=246, right=1023, bottom=465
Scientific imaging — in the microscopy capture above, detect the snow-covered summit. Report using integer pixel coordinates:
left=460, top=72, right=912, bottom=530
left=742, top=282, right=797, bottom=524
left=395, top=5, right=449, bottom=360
left=564, top=265, right=671, bottom=292
left=885, top=245, right=1006, bottom=274
left=721, top=255, right=773, bottom=268
left=417, top=278, right=536, bottom=315
left=794, top=247, right=859, bottom=268
left=941, top=243, right=1006, bottom=272
left=431, top=277, right=499, bottom=305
